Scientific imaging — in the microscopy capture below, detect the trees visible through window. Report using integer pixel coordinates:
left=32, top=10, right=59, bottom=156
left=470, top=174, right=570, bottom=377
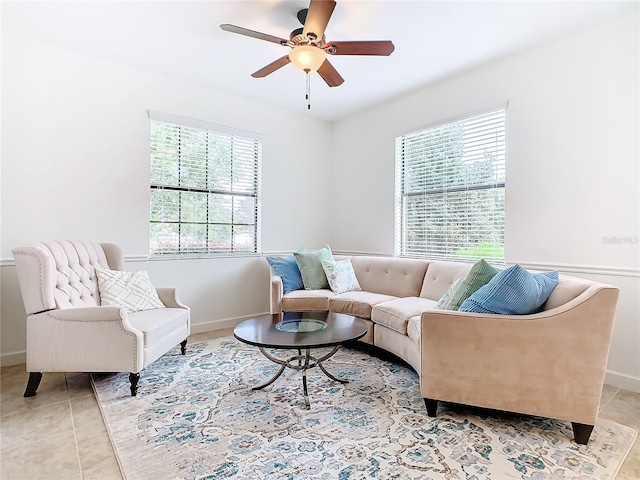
left=149, top=112, right=261, bottom=256
left=394, top=108, right=506, bottom=262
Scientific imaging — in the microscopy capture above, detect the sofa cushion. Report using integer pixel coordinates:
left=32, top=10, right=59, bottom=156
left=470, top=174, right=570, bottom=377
left=282, top=289, right=335, bottom=311
left=419, top=260, right=472, bottom=300
left=459, top=265, right=559, bottom=315
left=542, top=276, right=591, bottom=311
left=407, top=315, right=421, bottom=345
left=349, top=256, right=430, bottom=298
left=266, top=253, right=304, bottom=294
left=321, top=259, right=362, bottom=294
left=447, top=259, right=499, bottom=311
left=372, top=297, right=438, bottom=335
left=293, top=245, right=334, bottom=290
left=330, top=291, right=398, bottom=319
left=128, top=307, right=189, bottom=346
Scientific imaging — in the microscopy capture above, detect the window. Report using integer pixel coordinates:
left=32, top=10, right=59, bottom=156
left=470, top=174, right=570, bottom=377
left=149, top=111, right=261, bottom=256
left=394, top=108, right=506, bottom=262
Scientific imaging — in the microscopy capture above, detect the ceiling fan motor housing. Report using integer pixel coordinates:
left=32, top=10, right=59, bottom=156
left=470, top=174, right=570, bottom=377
left=289, top=27, right=325, bottom=47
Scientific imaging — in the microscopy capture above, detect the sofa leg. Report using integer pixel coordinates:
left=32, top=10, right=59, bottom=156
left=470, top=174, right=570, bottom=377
left=180, top=339, right=187, bottom=355
left=129, top=373, right=140, bottom=396
left=424, top=398, right=438, bottom=417
left=572, top=422, right=594, bottom=445
left=23, top=372, right=43, bottom=397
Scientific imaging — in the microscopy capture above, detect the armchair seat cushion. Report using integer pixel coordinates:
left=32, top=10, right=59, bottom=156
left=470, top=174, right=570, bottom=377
left=127, top=308, right=189, bottom=346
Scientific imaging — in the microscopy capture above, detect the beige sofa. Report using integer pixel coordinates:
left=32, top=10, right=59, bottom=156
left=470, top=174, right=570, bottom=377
left=269, top=254, right=619, bottom=445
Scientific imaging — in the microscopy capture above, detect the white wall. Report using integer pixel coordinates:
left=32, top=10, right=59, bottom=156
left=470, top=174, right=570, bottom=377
left=329, top=11, right=640, bottom=391
left=2, top=11, right=639, bottom=393
left=0, top=33, right=333, bottom=362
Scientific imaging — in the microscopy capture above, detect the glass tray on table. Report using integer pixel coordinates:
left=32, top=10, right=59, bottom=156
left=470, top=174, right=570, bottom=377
left=276, top=319, right=328, bottom=333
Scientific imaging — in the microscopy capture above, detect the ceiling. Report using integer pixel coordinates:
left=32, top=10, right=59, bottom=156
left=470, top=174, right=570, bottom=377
left=2, top=1, right=635, bottom=122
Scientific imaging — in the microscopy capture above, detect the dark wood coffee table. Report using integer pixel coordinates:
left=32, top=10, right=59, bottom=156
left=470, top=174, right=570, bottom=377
left=233, top=311, right=368, bottom=408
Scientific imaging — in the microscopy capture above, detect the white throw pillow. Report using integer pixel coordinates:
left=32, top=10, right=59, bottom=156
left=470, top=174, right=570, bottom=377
left=434, top=277, right=464, bottom=310
left=95, top=266, right=165, bottom=313
left=321, top=259, right=362, bottom=295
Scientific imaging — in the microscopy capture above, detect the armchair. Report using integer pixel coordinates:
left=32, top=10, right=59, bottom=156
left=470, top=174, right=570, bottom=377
left=12, top=240, right=190, bottom=396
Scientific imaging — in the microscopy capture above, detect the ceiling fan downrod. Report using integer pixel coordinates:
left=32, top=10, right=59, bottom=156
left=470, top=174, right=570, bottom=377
left=305, top=69, right=311, bottom=110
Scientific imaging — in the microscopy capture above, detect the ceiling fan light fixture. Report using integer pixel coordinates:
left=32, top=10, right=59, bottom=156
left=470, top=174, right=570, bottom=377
left=288, top=45, right=326, bottom=72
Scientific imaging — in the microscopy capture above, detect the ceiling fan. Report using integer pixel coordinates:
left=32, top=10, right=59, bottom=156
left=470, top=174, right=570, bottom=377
left=220, top=0, right=395, bottom=93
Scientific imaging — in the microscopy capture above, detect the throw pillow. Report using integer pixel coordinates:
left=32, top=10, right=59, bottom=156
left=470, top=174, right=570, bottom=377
left=266, top=250, right=304, bottom=294
left=459, top=265, right=559, bottom=315
left=447, top=259, right=499, bottom=311
left=95, top=266, right=165, bottom=313
left=434, top=277, right=464, bottom=310
left=293, top=245, right=335, bottom=290
left=321, top=259, right=362, bottom=294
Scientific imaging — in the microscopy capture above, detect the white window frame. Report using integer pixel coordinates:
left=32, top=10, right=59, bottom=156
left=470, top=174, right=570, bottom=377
left=148, top=111, right=261, bottom=258
left=394, top=107, right=506, bottom=263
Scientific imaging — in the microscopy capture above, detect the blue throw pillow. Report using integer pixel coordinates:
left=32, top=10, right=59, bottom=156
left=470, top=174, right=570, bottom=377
left=266, top=252, right=304, bottom=294
left=459, top=264, right=559, bottom=315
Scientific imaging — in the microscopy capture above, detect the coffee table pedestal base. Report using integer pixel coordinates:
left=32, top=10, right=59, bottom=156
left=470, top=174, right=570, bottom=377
left=253, top=345, right=348, bottom=409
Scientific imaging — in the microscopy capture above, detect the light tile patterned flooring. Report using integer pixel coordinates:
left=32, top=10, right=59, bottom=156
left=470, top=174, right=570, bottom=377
left=1, top=328, right=639, bottom=479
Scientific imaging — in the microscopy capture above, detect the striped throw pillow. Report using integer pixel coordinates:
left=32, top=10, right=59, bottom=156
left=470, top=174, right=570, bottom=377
left=459, top=264, right=559, bottom=315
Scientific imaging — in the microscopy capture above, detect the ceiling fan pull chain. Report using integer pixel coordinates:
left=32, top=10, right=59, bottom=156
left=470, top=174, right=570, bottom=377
left=305, top=69, right=311, bottom=110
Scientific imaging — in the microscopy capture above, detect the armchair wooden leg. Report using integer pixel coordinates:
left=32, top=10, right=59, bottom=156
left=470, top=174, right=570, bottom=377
left=180, top=339, right=187, bottom=355
left=424, top=398, right=438, bottom=417
left=129, top=373, right=140, bottom=396
left=572, top=422, right=594, bottom=445
left=23, top=372, right=43, bottom=397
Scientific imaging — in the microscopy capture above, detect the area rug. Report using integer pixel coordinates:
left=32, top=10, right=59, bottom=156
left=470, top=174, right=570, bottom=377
left=92, top=337, right=637, bottom=480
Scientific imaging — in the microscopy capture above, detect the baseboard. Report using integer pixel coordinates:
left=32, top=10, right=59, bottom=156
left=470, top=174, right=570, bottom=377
left=1, top=350, right=26, bottom=367
left=189, top=312, right=269, bottom=334
left=605, top=370, right=640, bottom=393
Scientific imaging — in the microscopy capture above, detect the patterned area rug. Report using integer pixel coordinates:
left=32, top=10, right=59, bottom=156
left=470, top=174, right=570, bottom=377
left=92, top=337, right=637, bottom=480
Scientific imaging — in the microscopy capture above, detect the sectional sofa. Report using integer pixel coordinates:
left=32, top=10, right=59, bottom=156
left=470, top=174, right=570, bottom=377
left=268, top=254, right=620, bottom=445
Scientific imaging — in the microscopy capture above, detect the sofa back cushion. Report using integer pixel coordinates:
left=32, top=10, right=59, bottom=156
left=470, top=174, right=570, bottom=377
left=12, top=240, right=119, bottom=314
left=419, top=260, right=473, bottom=300
left=542, top=275, right=592, bottom=310
left=350, top=256, right=430, bottom=298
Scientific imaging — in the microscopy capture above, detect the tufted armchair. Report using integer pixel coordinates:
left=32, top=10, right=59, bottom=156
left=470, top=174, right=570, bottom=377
left=12, top=240, right=190, bottom=396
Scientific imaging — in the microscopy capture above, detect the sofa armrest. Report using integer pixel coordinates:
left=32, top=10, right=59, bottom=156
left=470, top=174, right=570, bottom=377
left=44, top=306, right=143, bottom=342
left=420, top=285, right=619, bottom=425
left=156, top=288, right=189, bottom=310
left=270, top=274, right=283, bottom=314
left=46, top=306, right=127, bottom=322
left=27, top=307, right=144, bottom=372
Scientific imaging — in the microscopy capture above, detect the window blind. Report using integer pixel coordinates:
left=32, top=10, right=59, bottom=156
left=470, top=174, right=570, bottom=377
left=149, top=113, right=261, bottom=256
left=394, top=108, right=506, bottom=262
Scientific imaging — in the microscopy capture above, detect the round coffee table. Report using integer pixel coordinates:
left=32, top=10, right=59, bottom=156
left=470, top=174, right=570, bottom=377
left=234, top=311, right=368, bottom=408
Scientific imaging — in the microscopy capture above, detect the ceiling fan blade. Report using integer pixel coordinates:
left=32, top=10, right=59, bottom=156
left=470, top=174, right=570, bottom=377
left=251, top=56, right=291, bottom=78
left=325, top=41, right=395, bottom=56
left=303, top=0, right=336, bottom=41
left=317, top=59, right=344, bottom=87
left=220, top=24, right=288, bottom=45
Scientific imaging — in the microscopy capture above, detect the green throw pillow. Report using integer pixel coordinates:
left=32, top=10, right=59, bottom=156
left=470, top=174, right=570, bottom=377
left=293, top=245, right=335, bottom=290
left=447, top=259, right=499, bottom=311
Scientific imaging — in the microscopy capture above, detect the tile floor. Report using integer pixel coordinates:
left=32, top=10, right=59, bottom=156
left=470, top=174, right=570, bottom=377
left=1, top=328, right=639, bottom=479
